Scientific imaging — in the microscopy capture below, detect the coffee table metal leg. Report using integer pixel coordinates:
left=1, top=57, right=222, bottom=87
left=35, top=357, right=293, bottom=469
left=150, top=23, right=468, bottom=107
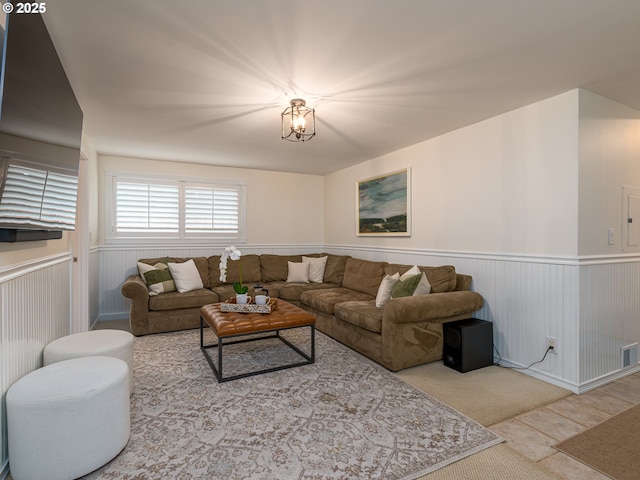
left=200, top=324, right=315, bottom=382
left=217, top=337, right=223, bottom=382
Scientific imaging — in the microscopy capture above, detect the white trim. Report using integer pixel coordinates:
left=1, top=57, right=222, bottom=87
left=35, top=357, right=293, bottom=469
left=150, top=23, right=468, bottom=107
left=97, top=242, right=325, bottom=252
left=575, top=363, right=640, bottom=394
left=324, top=243, right=640, bottom=266
left=0, top=252, right=71, bottom=282
left=496, top=358, right=580, bottom=394
left=72, top=153, right=91, bottom=333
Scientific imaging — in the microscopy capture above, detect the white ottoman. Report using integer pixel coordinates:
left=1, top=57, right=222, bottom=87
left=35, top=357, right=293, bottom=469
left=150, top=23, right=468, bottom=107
left=44, top=329, right=134, bottom=393
left=7, top=356, right=130, bottom=480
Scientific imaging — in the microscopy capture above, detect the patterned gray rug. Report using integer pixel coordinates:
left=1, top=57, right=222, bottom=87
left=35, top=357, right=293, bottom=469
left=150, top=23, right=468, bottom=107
left=85, top=328, right=502, bottom=479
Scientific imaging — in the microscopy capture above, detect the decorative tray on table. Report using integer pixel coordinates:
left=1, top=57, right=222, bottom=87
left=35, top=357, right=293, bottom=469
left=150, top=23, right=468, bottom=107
left=219, top=298, right=278, bottom=313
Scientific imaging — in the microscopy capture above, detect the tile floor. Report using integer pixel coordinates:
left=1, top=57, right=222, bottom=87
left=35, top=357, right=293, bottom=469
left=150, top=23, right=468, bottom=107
left=491, top=371, right=640, bottom=479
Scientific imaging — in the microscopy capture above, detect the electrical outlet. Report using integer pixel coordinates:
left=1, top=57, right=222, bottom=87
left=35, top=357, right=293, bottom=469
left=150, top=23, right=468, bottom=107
left=547, top=336, right=558, bottom=355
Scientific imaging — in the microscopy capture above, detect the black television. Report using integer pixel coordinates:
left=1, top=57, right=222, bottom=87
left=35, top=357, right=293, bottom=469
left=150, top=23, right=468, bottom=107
left=0, top=8, right=83, bottom=242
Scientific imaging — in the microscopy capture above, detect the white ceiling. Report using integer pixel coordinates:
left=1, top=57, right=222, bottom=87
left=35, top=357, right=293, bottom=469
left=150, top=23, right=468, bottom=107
left=42, top=0, right=640, bottom=175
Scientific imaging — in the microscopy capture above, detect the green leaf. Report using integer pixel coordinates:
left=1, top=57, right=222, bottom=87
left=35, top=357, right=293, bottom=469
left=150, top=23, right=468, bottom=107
left=233, top=282, right=248, bottom=294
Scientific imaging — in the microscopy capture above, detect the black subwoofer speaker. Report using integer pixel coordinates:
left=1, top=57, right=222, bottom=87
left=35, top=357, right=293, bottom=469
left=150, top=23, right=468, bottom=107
left=443, top=318, right=493, bottom=373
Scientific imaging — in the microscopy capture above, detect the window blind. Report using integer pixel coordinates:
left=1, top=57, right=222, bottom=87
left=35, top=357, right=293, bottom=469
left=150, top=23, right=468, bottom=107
left=184, top=185, right=239, bottom=233
left=0, top=163, right=78, bottom=229
left=115, top=181, right=179, bottom=232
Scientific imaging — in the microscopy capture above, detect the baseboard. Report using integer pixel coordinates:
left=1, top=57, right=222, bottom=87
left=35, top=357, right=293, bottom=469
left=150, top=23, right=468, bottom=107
left=575, top=364, right=640, bottom=394
left=97, top=312, right=129, bottom=322
left=497, top=358, right=580, bottom=394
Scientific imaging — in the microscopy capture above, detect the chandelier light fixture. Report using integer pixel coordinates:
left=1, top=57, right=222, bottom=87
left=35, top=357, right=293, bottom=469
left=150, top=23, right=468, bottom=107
left=281, top=98, right=315, bottom=142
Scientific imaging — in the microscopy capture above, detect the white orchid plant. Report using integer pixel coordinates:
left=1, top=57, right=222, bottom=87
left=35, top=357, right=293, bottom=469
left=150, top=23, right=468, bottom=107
left=219, top=246, right=248, bottom=294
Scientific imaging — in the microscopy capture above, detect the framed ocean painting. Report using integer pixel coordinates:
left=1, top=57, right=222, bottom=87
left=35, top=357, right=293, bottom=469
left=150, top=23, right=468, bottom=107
left=356, top=168, right=411, bottom=236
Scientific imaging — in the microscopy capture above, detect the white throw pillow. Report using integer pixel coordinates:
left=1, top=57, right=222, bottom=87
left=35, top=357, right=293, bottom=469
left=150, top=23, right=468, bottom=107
left=302, top=256, right=328, bottom=283
left=286, top=261, right=310, bottom=283
left=400, top=265, right=421, bottom=281
left=375, top=272, right=400, bottom=308
left=167, top=259, right=204, bottom=293
left=413, top=272, right=431, bottom=296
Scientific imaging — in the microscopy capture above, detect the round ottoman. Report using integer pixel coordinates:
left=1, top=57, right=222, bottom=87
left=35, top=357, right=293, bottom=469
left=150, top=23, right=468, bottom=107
left=7, top=356, right=130, bottom=480
left=44, top=329, right=134, bottom=393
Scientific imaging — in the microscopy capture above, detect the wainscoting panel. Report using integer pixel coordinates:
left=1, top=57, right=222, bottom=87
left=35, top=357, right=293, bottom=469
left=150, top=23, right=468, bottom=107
left=94, top=244, right=640, bottom=393
left=0, top=255, right=72, bottom=476
left=579, top=260, right=640, bottom=385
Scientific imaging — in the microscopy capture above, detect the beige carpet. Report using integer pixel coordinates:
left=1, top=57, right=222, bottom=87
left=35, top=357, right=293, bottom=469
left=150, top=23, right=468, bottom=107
left=554, top=403, right=640, bottom=480
left=419, top=443, right=563, bottom=480
left=396, top=361, right=571, bottom=426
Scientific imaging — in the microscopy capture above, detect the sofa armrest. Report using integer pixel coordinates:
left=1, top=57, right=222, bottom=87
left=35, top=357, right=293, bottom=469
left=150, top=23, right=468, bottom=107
left=121, top=274, right=150, bottom=335
left=121, top=274, right=148, bottom=301
left=383, top=291, right=484, bottom=325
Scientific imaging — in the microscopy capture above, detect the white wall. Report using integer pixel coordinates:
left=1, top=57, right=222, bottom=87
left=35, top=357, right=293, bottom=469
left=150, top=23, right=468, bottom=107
left=98, top=155, right=324, bottom=246
left=575, top=91, right=640, bottom=386
left=324, top=89, right=640, bottom=392
left=325, top=90, right=580, bottom=257
left=577, top=90, right=640, bottom=256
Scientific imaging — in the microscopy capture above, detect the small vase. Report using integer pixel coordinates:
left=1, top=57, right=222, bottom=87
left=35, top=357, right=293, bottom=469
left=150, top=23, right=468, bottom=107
left=236, top=293, right=250, bottom=304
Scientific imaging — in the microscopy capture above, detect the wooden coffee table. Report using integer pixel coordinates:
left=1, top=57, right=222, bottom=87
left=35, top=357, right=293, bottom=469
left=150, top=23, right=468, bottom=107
left=200, top=299, right=315, bottom=382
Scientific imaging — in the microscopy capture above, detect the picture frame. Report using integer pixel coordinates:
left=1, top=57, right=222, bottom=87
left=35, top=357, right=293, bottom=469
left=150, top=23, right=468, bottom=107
left=356, top=168, right=411, bottom=236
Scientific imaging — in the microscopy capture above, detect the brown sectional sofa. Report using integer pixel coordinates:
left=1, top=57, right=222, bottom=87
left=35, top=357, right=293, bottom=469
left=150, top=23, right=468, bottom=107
left=121, top=253, right=484, bottom=371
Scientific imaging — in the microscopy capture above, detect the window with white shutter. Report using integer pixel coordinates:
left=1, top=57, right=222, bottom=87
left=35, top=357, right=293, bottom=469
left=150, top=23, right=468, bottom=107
left=106, top=173, right=245, bottom=242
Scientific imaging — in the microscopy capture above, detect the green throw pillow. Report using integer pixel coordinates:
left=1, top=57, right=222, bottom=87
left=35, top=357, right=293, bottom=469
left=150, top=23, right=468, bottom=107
left=391, top=273, right=422, bottom=298
left=137, top=261, right=177, bottom=296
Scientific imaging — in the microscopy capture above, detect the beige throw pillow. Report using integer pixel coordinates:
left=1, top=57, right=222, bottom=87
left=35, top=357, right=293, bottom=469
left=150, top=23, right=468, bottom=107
left=287, top=261, right=310, bottom=283
left=375, top=272, right=400, bottom=308
left=302, top=256, right=328, bottom=283
left=168, top=259, right=204, bottom=293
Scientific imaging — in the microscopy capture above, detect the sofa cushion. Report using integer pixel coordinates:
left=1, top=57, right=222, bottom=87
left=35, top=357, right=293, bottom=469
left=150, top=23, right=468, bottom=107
left=301, top=287, right=374, bottom=315
left=208, top=254, right=262, bottom=286
left=276, top=282, right=337, bottom=302
left=342, top=258, right=387, bottom=297
left=319, top=254, right=350, bottom=285
left=210, top=285, right=238, bottom=303
left=149, top=289, right=218, bottom=311
left=334, top=300, right=383, bottom=333
left=260, top=255, right=303, bottom=282
left=385, top=264, right=457, bottom=293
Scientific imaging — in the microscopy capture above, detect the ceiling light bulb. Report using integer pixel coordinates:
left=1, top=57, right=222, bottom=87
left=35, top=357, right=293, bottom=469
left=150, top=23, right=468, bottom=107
left=281, top=98, right=315, bottom=142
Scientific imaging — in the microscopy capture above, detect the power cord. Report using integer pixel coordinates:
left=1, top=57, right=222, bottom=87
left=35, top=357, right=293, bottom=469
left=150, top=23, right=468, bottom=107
left=493, top=344, right=554, bottom=370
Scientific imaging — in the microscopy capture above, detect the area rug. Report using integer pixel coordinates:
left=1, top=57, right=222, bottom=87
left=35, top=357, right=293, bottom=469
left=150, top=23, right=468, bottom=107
left=554, top=403, right=640, bottom=480
left=84, top=329, right=503, bottom=480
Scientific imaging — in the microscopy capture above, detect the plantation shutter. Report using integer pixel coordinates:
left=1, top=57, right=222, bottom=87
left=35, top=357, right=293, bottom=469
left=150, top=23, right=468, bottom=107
left=115, top=181, right=179, bottom=233
left=184, top=184, right=240, bottom=234
left=0, top=162, right=78, bottom=229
